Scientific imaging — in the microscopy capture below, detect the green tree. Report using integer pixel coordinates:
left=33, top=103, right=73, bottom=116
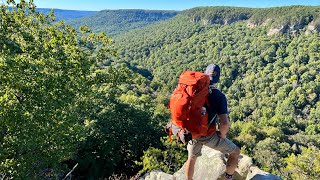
left=73, top=66, right=163, bottom=178
left=283, top=146, right=320, bottom=180
left=137, top=137, right=187, bottom=174
left=0, top=0, right=115, bottom=178
left=254, top=138, right=291, bottom=174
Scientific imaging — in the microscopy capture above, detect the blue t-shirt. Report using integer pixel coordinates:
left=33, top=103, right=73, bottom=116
left=207, top=87, right=228, bottom=124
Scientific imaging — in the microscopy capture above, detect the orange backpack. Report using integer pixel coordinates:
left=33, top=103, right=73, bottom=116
left=167, top=70, right=216, bottom=143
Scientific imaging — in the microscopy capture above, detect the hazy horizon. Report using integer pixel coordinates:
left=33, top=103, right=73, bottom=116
left=34, top=0, right=320, bottom=11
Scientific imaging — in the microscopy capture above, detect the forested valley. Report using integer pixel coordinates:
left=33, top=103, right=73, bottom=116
left=0, top=1, right=319, bottom=179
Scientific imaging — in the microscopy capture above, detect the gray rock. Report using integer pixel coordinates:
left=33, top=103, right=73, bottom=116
left=246, top=166, right=282, bottom=180
left=267, top=26, right=285, bottom=36
left=174, top=147, right=226, bottom=180
left=141, top=146, right=281, bottom=180
left=306, top=21, right=320, bottom=35
left=140, top=171, right=173, bottom=180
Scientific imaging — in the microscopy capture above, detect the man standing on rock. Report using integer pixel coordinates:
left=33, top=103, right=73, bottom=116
left=185, top=64, right=240, bottom=180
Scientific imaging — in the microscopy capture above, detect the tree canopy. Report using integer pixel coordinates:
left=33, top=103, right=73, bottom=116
left=0, top=0, right=162, bottom=178
left=1, top=1, right=320, bottom=179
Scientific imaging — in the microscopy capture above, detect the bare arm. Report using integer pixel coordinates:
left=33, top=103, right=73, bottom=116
left=217, top=114, right=230, bottom=138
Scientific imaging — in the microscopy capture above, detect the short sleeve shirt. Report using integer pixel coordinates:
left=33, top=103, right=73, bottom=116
left=207, top=88, right=228, bottom=122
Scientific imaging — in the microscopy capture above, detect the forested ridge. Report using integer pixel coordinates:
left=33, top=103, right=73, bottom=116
left=183, top=6, right=320, bottom=26
left=36, top=8, right=97, bottom=21
left=65, top=9, right=178, bottom=36
left=0, top=1, right=320, bottom=179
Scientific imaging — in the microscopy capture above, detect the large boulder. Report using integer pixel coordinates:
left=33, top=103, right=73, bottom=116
left=141, top=146, right=281, bottom=180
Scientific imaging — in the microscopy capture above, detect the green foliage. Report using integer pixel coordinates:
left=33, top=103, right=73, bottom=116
left=1, top=2, right=320, bottom=178
left=254, top=138, right=292, bottom=173
left=250, top=6, right=320, bottom=28
left=181, top=5, right=320, bottom=32
left=73, top=66, right=164, bottom=178
left=137, top=137, right=187, bottom=175
left=283, top=146, right=320, bottom=179
left=183, top=6, right=252, bottom=25
left=0, top=1, right=169, bottom=179
left=0, top=0, right=124, bottom=178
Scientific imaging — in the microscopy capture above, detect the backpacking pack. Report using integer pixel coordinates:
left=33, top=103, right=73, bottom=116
left=165, top=70, right=216, bottom=144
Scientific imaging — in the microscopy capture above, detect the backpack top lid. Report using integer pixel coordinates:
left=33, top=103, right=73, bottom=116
left=178, top=70, right=209, bottom=86
left=205, top=64, right=220, bottom=84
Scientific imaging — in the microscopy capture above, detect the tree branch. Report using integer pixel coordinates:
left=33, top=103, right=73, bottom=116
left=62, top=163, right=78, bottom=180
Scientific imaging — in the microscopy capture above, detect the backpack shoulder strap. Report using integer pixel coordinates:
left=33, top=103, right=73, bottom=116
left=207, top=85, right=219, bottom=125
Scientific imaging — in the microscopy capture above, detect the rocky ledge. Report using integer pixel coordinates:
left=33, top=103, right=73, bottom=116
left=140, top=146, right=281, bottom=180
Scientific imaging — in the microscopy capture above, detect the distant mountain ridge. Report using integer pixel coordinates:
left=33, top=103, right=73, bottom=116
left=183, top=6, right=320, bottom=34
left=40, top=6, right=320, bottom=37
left=36, top=8, right=97, bottom=21
left=65, top=9, right=179, bottom=36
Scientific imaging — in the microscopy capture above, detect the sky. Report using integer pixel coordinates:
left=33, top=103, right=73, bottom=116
left=33, top=0, right=320, bottom=11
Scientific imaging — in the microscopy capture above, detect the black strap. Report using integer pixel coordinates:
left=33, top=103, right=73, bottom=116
left=225, top=173, right=233, bottom=179
left=208, top=114, right=217, bottom=125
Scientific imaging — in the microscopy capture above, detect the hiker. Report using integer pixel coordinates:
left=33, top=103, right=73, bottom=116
left=185, top=64, right=240, bottom=180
